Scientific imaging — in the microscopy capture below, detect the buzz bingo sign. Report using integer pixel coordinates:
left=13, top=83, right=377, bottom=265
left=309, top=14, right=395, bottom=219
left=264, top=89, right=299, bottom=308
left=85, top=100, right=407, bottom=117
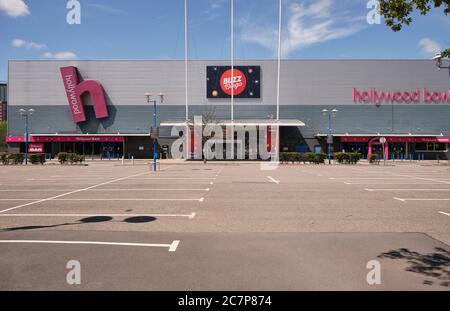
left=206, top=66, right=261, bottom=99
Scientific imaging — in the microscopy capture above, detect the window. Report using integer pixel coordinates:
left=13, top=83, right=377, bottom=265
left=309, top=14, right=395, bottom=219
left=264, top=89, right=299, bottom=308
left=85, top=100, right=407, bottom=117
left=415, top=143, right=448, bottom=152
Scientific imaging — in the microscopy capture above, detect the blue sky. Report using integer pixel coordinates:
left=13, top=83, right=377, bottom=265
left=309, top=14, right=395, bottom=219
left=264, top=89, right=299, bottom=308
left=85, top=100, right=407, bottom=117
left=0, top=0, right=449, bottom=81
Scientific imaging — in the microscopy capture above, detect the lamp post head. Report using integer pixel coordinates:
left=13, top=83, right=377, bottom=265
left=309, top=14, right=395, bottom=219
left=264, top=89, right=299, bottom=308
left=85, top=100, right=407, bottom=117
left=321, top=109, right=329, bottom=116
left=159, top=93, right=165, bottom=103
left=28, top=108, right=35, bottom=116
left=432, top=52, right=443, bottom=68
left=145, top=92, right=153, bottom=103
left=19, top=109, right=26, bottom=115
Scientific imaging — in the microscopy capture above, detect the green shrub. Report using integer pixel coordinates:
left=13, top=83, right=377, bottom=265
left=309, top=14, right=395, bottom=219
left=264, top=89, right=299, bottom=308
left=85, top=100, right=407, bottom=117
left=348, top=152, right=362, bottom=164
left=29, top=153, right=46, bottom=165
left=334, top=152, right=349, bottom=164
left=306, top=152, right=327, bottom=164
left=71, top=154, right=85, bottom=164
left=369, top=154, right=379, bottom=164
left=68, top=153, right=77, bottom=164
left=314, top=153, right=327, bottom=164
left=0, top=152, right=9, bottom=165
left=306, top=152, right=316, bottom=163
left=57, top=152, right=69, bottom=164
left=334, top=152, right=361, bottom=164
left=58, top=153, right=85, bottom=165
left=9, top=153, right=24, bottom=165
left=280, top=152, right=290, bottom=164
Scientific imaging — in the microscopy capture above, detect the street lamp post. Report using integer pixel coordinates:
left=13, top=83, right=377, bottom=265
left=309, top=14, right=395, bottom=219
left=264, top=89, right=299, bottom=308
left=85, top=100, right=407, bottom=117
left=19, top=109, right=34, bottom=165
left=321, top=108, right=338, bottom=165
left=145, top=93, right=165, bottom=172
left=433, top=52, right=450, bottom=82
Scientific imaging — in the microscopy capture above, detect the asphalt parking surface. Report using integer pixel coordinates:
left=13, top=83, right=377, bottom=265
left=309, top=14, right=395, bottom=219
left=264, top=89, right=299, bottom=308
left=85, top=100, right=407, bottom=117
left=0, top=161, right=449, bottom=290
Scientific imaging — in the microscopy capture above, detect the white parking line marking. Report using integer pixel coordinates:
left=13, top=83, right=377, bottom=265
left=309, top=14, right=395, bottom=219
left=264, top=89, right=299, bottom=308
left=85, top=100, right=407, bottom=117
left=394, top=197, right=450, bottom=202
left=394, top=197, right=406, bottom=202
left=267, top=176, right=280, bottom=184
left=0, top=171, right=151, bottom=214
left=129, top=178, right=215, bottom=180
left=387, top=173, right=450, bottom=185
left=0, top=188, right=210, bottom=192
left=0, top=240, right=181, bottom=252
left=345, top=182, right=443, bottom=185
left=169, top=240, right=180, bottom=252
left=199, top=197, right=205, bottom=202
left=439, top=211, right=450, bottom=217
left=0, top=212, right=196, bottom=219
left=366, top=188, right=450, bottom=192
left=0, top=198, right=204, bottom=202
left=333, top=177, right=410, bottom=180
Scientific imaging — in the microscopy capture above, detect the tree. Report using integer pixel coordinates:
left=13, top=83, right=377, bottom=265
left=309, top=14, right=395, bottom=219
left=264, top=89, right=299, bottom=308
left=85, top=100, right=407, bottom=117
left=379, top=0, right=450, bottom=57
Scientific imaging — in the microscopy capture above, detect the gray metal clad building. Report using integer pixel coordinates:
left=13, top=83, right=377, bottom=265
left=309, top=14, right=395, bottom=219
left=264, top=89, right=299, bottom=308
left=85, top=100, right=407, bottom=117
left=6, top=59, right=450, bottom=159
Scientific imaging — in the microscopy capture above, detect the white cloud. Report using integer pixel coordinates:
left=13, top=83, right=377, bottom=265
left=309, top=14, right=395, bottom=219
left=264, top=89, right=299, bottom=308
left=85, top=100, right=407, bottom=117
left=240, top=0, right=365, bottom=57
left=0, top=0, right=30, bottom=17
left=11, top=38, right=45, bottom=49
left=418, top=38, right=442, bottom=55
left=43, top=52, right=77, bottom=60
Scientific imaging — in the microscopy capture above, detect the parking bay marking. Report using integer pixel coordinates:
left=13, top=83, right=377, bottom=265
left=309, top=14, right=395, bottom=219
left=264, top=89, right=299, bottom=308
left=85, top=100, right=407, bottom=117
left=0, top=198, right=205, bottom=202
left=0, top=212, right=196, bottom=219
left=394, top=197, right=450, bottom=202
left=439, top=211, right=450, bottom=217
left=0, top=188, right=210, bottom=192
left=366, top=188, right=450, bottom=192
left=267, top=176, right=280, bottom=184
left=0, top=171, right=156, bottom=214
left=344, top=182, right=444, bottom=185
left=0, top=240, right=181, bottom=252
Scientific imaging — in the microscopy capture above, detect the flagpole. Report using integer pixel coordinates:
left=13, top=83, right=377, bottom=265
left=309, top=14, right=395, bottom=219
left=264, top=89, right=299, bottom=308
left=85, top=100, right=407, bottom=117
left=276, top=0, right=282, bottom=121
left=185, top=0, right=189, bottom=160
left=230, top=0, right=234, bottom=159
left=230, top=0, right=234, bottom=122
left=185, top=0, right=188, bottom=122
left=275, top=0, right=282, bottom=161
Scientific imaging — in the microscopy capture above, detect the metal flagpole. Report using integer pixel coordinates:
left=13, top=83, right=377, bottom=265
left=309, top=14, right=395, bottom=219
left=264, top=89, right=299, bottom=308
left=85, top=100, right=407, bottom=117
left=185, top=0, right=190, bottom=160
left=276, top=0, right=282, bottom=121
left=275, top=0, right=282, bottom=161
left=230, top=0, right=234, bottom=159
left=231, top=0, right=234, bottom=122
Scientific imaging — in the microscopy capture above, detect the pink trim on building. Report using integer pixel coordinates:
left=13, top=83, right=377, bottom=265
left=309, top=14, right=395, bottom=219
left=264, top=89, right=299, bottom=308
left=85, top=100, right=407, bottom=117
left=6, top=136, right=125, bottom=143
left=340, top=136, right=450, bottom=143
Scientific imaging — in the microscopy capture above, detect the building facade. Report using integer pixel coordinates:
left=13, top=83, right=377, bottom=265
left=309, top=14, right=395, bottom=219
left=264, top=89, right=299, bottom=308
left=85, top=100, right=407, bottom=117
left=6, top=59, right=450, bottom=160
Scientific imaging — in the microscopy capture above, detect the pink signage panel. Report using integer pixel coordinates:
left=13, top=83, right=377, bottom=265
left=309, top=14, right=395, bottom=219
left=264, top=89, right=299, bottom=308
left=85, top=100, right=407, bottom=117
left=6, top=136, right=125, bottom=143
left=340, top=136, right=450, bottom=143
left=28, top=143, right=44, bottom=153
left=60, top=66, right=109, bottom=123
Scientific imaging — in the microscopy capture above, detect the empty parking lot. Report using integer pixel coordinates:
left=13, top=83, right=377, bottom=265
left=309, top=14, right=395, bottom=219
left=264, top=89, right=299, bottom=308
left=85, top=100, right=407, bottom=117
left=0, top=161, right=449, bottom=290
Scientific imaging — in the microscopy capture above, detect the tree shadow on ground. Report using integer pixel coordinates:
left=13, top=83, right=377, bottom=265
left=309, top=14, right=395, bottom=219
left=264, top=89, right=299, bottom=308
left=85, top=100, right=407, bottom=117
left=0, top=215, right=157, bottom=232
left=378, top=247, right=450, bottom=287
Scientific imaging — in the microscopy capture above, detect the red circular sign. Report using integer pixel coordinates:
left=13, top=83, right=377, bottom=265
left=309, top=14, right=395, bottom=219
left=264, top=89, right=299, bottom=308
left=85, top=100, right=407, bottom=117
left=220, top=69, right=247, bottom=96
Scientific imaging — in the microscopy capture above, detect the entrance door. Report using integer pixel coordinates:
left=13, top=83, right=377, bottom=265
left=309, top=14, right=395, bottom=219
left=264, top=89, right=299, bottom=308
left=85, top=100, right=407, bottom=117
left=101, top=143, right=118, bottom=159
left=390, top=143, right=406, bottom=160
left=348, top=143, right=365, bottom=157
left=372, top=144, right=384, bottom=159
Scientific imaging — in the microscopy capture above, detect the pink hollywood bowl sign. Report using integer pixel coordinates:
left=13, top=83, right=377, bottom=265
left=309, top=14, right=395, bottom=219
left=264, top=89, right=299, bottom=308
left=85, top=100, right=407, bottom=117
left=353, top=88, right=450, bottom=105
